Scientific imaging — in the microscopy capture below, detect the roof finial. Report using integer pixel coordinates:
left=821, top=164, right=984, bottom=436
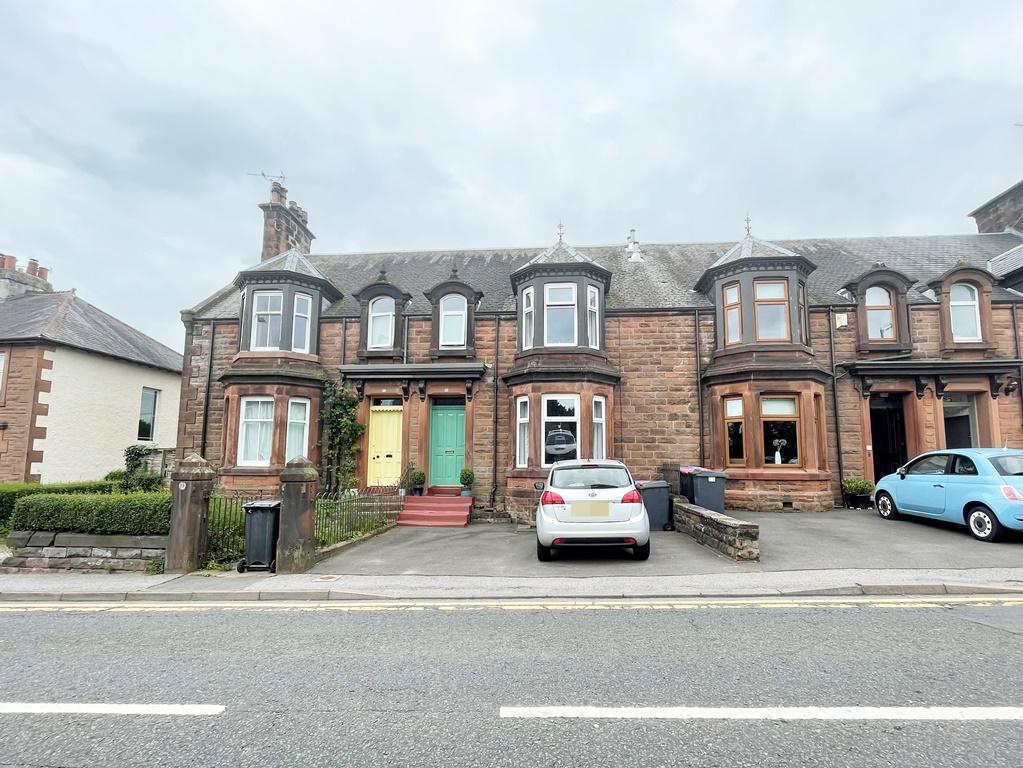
left=745, top=214, right=752, bottom=237
left=450, top=259, right=459, bottom=279
left=377, top=266, right=387, bottom=282
left=557, top=220, right=565, bottom=243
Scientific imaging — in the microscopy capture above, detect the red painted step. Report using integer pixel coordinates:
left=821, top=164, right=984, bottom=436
left=398, top=495, right=472, bottom=527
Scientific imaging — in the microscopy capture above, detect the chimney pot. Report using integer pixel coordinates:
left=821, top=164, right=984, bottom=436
left=0, top=254, right=15, bottom=271
left=26, top=259, right=39, bottom=277
left=271, top=181, right=288, bottom=205
left=37, top=266, right=49, bottom=281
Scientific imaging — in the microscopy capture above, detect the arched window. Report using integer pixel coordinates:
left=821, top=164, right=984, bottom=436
left=865, top=285, right=896, bottom=340
left=950, top=283, right=981, bottom=341
left=438, top=294, right=467, bottom=348
left=368, top=296, right=395, bottom=349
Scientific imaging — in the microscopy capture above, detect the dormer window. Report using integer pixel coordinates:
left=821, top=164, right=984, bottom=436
left=252, top=291, right=283, bottom=350
left=950, top=282, right=981, bottom=341
left=368, top=296, right=395, bottom=350
left=865, top=285, right=896, bottom=341
left=587, top=286, right=600, bottom=349
left=544, top=283, right=577, bottom=346
left=439, top=294, right=467, bottom=349
left=754, top=280, right=789, bottom=341
left=292, top=293, right=312, bottom=353
left=723, top=283, right=741, bottom=345
left=521, top=287, right=534, bottom=351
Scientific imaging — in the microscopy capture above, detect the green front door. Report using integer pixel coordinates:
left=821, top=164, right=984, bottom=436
left=429, top=404, right=466, bottom=486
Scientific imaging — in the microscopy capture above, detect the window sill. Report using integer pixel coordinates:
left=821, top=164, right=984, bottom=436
left=856, top=340, right=912, bottom=354
left=234, top=350, right=321, bottom=364
left=719, top=467, right=832, bottom=481
left=221, top=465, right=279, bottom=476
left=431, top=347, right=476, bottom=359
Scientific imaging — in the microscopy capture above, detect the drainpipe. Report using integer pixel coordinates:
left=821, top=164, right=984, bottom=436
left=1013, top=303, right=1023, bottom=432
left=199, top=319, right=216, bottom=458
left=402, top=314, right=409, bottom=364
left=827, top=306, right=845, bottom=483
left=694, top=309, right=705, bottom=466
left=341, top=317, right=348, bottom=366
left=489, top=315, right=501, bottom=508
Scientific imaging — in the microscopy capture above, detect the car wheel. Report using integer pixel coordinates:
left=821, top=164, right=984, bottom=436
left=875, top=492, right=899, bottom=520
left=537, top=540, right=554, bottom=561
left=632, top=541, right=651, bottom=561
left=966, top=505, right=1003, bottom=542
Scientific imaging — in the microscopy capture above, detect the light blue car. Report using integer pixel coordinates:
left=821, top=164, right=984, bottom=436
left=873, top=448, right=1023, bottom=542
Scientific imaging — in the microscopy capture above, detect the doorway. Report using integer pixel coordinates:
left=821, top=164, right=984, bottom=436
left=428, top=397, right=466, bottom=487
left=943, top=393, right=979, bottom=449
left=870, top=394, right=908, bottom=479
left=367, top=398, right=403, bottom=486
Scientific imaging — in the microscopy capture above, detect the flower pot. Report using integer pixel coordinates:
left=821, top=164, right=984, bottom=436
left=412, top=487, right=424, bottom=496
left=459, top=487, right=472, bottom=497
left=854, top=493, right=872, bottom=509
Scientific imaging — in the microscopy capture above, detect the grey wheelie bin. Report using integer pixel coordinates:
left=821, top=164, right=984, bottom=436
left=238, top=500, right=280, bottom=573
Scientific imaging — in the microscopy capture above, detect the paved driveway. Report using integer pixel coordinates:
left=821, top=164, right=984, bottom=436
left=313, top=508, right=1023, bottom=577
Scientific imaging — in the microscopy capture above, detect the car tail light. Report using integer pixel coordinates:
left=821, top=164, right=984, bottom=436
left=623, top=537, right=636, bottom=545
left=541, top=490, right=565, bottom=505
left=1001, top=485, right=1023, bottom=501
left=620, top=489, right=642, bottom=504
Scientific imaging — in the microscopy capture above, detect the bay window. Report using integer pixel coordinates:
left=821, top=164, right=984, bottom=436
left=592, top=395, right=606, bottom=460
left=285, top=398, right=310, bottom=462
left=439, top=294, right=467, bottom=348
left=522, top=287, right=534, bottom=351
left=587, top=286, right=600, bottom=349
left=292, top=293, right=312, bottom=353
left=252, top=291, right=283, bottom=350
left=865, top=286, right=896, bottom=341
left=516, top=397, right=529, bottom=468
left=542, top=394, right=579, bottom=465
left=368, top=296, right=396, bottom=349
left=761, top=397, right=800, bottom=466
left=239, top=397, right=274, bottom=466
left=724, top=397, right=744, bottom=466
left=544, top=283, right=577, bottom=346
left=950, top=283, right=981, bottom=341
left=723, top=283, right=741, bottom=346
left=754, top=280, right=789, bottom=341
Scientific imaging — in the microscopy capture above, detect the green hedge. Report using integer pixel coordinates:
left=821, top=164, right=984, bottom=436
left=0, top=481, right=116, bottom=525
left=12, top=492, right=171, bottom=536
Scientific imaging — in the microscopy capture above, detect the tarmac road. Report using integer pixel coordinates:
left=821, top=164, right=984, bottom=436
left=0, top=595, right=1021, bottom=767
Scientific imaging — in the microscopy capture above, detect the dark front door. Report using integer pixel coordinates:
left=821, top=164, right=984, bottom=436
left=870, top=396, right=908, bottom=479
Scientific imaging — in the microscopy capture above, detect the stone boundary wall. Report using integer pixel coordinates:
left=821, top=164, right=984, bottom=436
left=3, top=532, right=167, bottom=572
left=672, top=497, right=759, bottom=561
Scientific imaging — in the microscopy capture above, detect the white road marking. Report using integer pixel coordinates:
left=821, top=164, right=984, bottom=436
left=0, top=702, right=225, bottom=716
left=499, top=706, right=1023, bottom=721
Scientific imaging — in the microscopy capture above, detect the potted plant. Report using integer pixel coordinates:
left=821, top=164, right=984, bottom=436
left=459, top=467, right=474, bottom=497
left=411, top=469, right=426, bottom=496
left=841, top=477, right=875, bottom=509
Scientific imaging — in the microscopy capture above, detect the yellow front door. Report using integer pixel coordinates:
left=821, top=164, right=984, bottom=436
left=367, top=404, right=403, bottom=486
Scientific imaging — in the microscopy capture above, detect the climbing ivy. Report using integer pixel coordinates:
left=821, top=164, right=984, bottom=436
left=320, top=379, right=365, bottom=491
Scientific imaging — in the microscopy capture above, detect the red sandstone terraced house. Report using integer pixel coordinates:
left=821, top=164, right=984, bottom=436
left=177, top=179, right=1023, bottom=519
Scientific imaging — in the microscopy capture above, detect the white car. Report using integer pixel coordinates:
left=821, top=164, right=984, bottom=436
left=535, top=459, right=651, bottom=561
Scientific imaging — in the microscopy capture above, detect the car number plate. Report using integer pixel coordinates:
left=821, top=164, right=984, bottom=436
left=570, top=501, right=611, bottom=518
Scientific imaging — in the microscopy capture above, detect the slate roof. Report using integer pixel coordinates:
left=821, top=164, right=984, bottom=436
left=246, top=249, right=329, bottom=280
left=0, top=291, right=183, bottom=372
left=190, top=231, right=1023, bottom=319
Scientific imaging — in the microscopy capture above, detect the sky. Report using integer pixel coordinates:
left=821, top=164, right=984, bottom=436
left=1, top=0, right=1021, bottom=352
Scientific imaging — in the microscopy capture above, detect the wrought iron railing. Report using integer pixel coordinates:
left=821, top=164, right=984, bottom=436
left=202, top=490, right=272, bottom=566
left=315, top=486, right=404, bottom=550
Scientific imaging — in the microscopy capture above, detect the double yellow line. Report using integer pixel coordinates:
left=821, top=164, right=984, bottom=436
left=0, top=594, right=1020, bottom=613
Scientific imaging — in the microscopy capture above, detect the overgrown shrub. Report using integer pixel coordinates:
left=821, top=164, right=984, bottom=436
left=0, top=481, right=116, bottom=526
left=104, top=469, right=128, bottom=483
left=120, top=472, right=165, bottom=493
left=12, top=492, right=171, bottom=536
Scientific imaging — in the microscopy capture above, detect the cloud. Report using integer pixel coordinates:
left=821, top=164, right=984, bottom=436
left=0, top=0, right=1020, bottom=350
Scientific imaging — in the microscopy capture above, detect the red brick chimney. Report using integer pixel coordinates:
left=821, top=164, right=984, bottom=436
left=258, top=182, right=315, bottom=262
left=0, top=254, right=52, bottom=299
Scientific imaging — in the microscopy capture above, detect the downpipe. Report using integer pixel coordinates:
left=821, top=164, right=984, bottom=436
left=489, top=314, right=501, bottom=508
left=827, top=306, right=845, bottom=484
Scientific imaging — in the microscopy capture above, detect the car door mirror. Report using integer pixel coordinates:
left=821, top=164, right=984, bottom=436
left=534, top=481, right=545, bottom=491
left=898, top=467, right=907, bottom=479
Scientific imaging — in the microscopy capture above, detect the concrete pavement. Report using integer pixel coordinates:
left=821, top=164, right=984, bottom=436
left=1, top=596, right=1021, bottom=767
left=2, top=509, right=1021, bottom=601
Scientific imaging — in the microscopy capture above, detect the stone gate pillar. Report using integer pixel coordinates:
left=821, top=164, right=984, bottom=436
left=166, top=453, right=216, bottom=573
left=277, top=457, right=319, bottom=574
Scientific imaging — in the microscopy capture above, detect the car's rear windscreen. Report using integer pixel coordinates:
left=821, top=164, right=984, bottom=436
left=551, top=466, right=631, bottom=489
left=989, top=454, right=1023, bottom=477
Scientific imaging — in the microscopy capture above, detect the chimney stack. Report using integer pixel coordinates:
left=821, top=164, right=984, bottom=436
left=258, top=182, right=315, bottom=262
left=0, top=254, right=53, bottom=299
